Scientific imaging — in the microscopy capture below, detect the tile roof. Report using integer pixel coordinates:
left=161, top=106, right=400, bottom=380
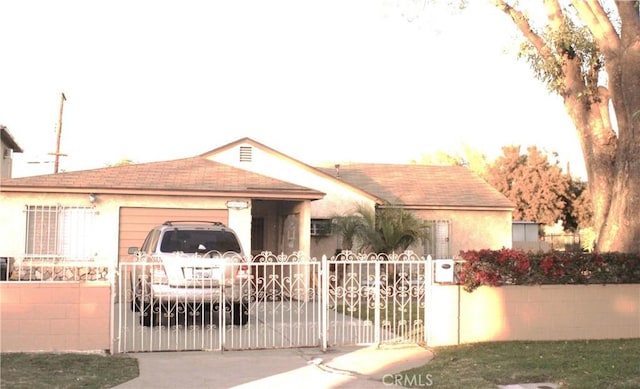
left=0, top=157, right=321, bottom=196
left=318, top=163, right=514, bottom=209
left=1, top=138, right=513, bottom=210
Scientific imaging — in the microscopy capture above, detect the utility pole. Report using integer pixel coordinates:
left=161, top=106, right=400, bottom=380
left=49, top=92, right=67, bottom=174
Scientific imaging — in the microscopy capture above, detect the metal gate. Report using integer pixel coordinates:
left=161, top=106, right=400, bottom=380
left=112, top=251, right=431, bottom=353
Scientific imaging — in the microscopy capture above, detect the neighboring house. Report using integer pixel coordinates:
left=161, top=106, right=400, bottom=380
left=0, top=137, right=513, bottom=265
left=0, top=125, right=24, bottom=180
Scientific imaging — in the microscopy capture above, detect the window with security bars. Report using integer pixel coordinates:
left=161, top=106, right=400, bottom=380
left=24, top=205, right=97, bottom=259
left=422, top=220, right=450, bottom=259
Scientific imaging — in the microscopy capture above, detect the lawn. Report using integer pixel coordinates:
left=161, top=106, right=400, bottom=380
left=1, top=352, right=139, bottom=389
left=2, top=339, right=638, bottom=388
left=400, top=338, right=640, bottom=388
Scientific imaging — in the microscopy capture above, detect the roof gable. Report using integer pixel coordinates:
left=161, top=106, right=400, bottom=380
left=201, top=137, right=382, bottom=203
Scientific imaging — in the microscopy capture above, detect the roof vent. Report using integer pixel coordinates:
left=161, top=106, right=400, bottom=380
left=239, top=146, right=252, bottom=162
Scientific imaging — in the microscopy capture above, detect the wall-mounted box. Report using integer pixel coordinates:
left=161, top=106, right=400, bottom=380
left=434, top=259, right=455, bottom=283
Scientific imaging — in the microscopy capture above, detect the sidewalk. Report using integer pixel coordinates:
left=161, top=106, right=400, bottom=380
left=114, top=344, right=434, bottom=388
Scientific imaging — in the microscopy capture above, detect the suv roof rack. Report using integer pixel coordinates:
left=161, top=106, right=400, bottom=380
left=162, top=221, right=226, bottom=227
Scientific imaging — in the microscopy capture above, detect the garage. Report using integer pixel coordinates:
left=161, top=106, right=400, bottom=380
left=118, top=207, right=228, bottom=263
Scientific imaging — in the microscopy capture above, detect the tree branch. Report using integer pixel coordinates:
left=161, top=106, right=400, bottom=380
left=490, top=0, right=553, bottom=60
left=572, top=0, right=620, bottom=54
left=543, top=0, right=564, bottom=31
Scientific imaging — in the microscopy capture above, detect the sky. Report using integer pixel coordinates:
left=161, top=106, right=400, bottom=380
left=0, top=0, right=587, bottom=179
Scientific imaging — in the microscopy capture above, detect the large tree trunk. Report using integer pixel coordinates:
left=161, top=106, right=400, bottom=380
left=598, top=1, right=640, bottom=252
left=493, top=0, right=640, bottom=253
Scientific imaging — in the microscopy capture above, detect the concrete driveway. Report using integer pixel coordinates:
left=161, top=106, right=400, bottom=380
left=114, top=344, right=434, bottom=388
left=113, top=301, right=402, bottom=353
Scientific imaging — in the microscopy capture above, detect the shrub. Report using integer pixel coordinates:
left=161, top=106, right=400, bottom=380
left=456, top=248, right=640, bottom=292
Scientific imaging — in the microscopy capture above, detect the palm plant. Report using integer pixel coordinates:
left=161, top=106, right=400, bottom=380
left=330, top=213, right=366, bottom=251
left=354, top=205, right=425, bottom=254
left=333, top=204, right=426, bottom=254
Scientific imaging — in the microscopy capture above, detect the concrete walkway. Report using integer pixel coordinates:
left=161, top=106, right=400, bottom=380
left=114, top=344, right=433, bottom=388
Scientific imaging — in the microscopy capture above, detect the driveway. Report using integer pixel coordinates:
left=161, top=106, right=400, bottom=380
left=113, top=344, right=434, bottom=388
left=113, top=301, right=402, bottom=353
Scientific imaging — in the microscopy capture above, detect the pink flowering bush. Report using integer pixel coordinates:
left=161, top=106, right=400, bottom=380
left=456, top=248, right=640, bottom=292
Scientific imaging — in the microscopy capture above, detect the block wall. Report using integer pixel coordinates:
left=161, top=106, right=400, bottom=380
left=428, top=284, right=640, bottom=347
left=0, top=282, right=110, bottom=352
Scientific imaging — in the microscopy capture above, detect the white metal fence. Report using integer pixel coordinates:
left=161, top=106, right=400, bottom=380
left=113, top=251, right=431, bottom=353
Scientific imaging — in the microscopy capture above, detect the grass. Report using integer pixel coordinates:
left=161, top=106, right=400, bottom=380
left=1, top=352, right=139, bottom=389
left=2, top=339, right=638, bottom=388
left=399, top=338, right=640, bottom=388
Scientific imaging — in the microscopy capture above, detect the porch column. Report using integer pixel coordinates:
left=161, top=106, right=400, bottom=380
left=227, top=200, right=252, bottom=256
left=295, top=200, right=311, bottom=258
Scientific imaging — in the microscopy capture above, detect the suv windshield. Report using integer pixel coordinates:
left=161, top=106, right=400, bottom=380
left=159, top=229, right=242, bottom=254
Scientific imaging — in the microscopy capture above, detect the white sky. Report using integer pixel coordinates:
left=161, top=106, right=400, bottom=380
left=0, top=0, right=587, bottom=179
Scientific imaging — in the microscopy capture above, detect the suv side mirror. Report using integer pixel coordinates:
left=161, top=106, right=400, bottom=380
left=128, top=247, right=139, bottom=255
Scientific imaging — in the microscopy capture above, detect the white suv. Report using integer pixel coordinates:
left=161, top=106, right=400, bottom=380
left=128, top=221, right=251, bottom=326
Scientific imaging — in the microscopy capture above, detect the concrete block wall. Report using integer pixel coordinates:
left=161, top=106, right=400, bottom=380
left=1, top=282, right=637, bottom=352
left=0, top=282, right=111, bottom=352
left=428, top=284, right=640, bottom=347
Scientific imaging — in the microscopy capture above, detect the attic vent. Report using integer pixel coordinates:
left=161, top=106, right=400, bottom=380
left=239, top=146, right=253, bottom=162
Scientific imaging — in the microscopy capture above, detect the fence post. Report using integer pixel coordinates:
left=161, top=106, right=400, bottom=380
left=110, top=261, right=118, bottom=354
left=425, top=255, right=432, bottom=345
left=374, top=260, right=381, bottom=344
left=321, top=255, right=328, bottom=351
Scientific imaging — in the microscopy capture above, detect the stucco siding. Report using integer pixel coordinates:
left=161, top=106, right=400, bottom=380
left=413, top=209, right=512, bottom=256
left=0, top=192, right=249, bottom=266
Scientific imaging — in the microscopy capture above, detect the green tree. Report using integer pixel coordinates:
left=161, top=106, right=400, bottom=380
left=485, top=1, right=640, bottom=252
left=486, top=145, right=570, bottom=226
left=415, top=144, right=489, bottom=177
left=561, top=178, right=593, bottom=232
left=106, top=158, right=135, bottom=167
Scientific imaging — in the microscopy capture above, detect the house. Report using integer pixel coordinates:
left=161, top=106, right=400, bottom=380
left=0, top=125, right=24, bottom=180
left=317, top=163, right=514, bottom=258
left=0, top=137, right=513, bottom=265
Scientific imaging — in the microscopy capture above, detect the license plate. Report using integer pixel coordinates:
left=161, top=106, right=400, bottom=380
left=185, top=267, right=219, bottom=279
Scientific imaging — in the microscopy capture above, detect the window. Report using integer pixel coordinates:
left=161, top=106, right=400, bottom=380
left=422, top=220, right=450, bottom=259
left=25, top=205, right=97, bottom=259
left=159, top=230, right=241, bottom=253
left=140, top=229, right=161, bottom=253
left=310, top=219, right=332, bottom=237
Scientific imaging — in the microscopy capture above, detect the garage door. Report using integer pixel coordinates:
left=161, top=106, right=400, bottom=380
left=118, top=207, right=228, bottom=263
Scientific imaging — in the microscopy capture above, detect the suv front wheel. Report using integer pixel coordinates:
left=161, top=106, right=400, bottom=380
left=231, top=302, right=249, bottom=325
